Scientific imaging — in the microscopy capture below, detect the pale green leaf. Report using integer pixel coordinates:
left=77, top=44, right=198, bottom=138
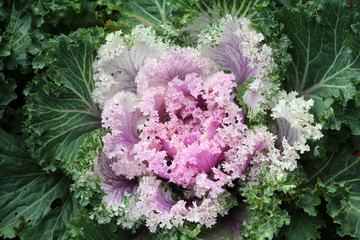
left=123, top=0, right=171, bottom=27
left=174, top=0, right=260, bottom=37
left=172, top=0, right=260, bottom=19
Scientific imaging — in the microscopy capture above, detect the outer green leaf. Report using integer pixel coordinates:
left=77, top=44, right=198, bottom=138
left=172, top=0, right=260, bottom=38
left=0, top=128, right=74, bottom=239
left=296, top=190, right=321, bottom=217
left=0, top=1, right=9, bottom=21
left=25, top=28, right=105, bottom=171
left=242, top=185, right=290, bottom=240
left=0, top=43, right=11, bottom=57
left=43, top=0, right=104, bottom=32
left=64, top=129, right=105, bottom=207
left=309, top=146, right=360, bottom=186
left=97, top=0, right=122, bottom=12
left=307, top=142, right=360, bottom=238
left=77, top=221, right=118, bottom=240
left=284, top=209, right=324, bottom=240
left=324, top=182, right=359, bottom=239
left=0, top=73, right=16, bottom=118
left=1, top=2, right=34, bottom=71
left=155, top=225, right=200, bottom=240
left=316, top=147, right=360, bottom=238
left=123, top=0, right=172, bottom=27
left=62, top=210, right=118, bottom=240
left=333, top=101, right=360, bottom=135
left=63, top=209, right=152, bottom=240
left=279, top=0, right=360, bottom=134
left=171, top=0, right=260, bottom=19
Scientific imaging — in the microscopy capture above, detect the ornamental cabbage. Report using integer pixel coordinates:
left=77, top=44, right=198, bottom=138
left=90, top=21, right=322, bottom=233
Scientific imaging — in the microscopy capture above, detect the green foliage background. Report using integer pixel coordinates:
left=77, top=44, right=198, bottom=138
left=0, top=0, right=359, bottom=239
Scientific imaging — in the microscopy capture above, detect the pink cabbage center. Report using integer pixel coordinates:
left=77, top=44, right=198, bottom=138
left=134, top=72, right=237, bottom=187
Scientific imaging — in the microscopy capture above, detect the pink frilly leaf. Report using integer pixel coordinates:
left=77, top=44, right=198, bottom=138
left=136, top=48, right=218, bottom=96
left=102, top=91, right=145, bottom=158
left=199, top=19, right=257, bottom=85
left=95, top=153, right=138, bottom=210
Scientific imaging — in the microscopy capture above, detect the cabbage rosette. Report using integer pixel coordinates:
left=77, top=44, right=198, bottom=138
left=89, top=18, right=322, bottom=234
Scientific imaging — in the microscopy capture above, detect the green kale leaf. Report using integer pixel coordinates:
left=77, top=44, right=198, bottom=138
left=25, top=28, right=105, bottom=171
left=0, top=128, right=75, bottom=240
left=0, top=73, right=16, bottom=119
left=122, top=0, right=172, bottom=27
left=306, top=141, right=360, bottom=238
left=279, top=0, right=360, bottom=135
left=284, top=209, right=324, bottom=240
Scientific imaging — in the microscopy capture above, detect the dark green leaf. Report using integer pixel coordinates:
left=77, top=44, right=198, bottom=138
left=25, top=28, right=105, bottom=171
left=333, top=101, right=360, bottom=135
left=62, top=210, right=118, bottom=240
left=279, top=0, right=360, bottom=135
left=96, top=0, right=122, bottom=13
left=0, top=73, right=17, bottom=119
left=296, top=190, right=321, bottom=217
left=6, top=6, right=32, bottom=54
left=306, top=142, right=360, bottom=238
left=0, top=43, right=11, bottom=57
left=0, top=128, right=75, bottom=240
left=43, top=0, right=103, bottom=32
left=284, top=209, right=324, bottom=240
left=63, top=209, right=152, bottom=240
